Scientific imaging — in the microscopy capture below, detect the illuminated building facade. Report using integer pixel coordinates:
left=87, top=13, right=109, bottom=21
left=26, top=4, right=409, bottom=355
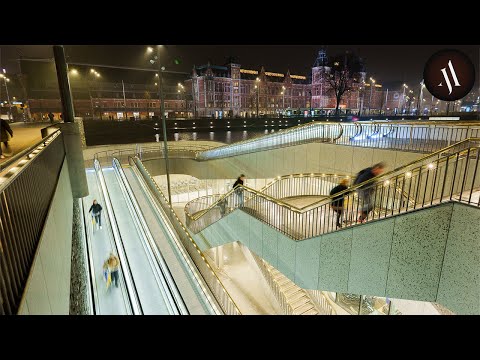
left=184, top=49, right=386, bottom=118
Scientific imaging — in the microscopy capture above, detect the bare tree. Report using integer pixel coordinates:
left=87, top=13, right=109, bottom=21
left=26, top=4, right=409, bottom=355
left=327, top=52, right=364, bottom=115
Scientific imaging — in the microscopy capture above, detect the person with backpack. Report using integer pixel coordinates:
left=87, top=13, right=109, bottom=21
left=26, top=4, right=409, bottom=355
left=329, top=178, right=350, bottom=228
left=353, top=162, right=385, bottom=223
left=232, top=174, right=246, bottom=207
left=103, top=252, right=120, bottom=289
left=88, top=199, right=103, bottom=230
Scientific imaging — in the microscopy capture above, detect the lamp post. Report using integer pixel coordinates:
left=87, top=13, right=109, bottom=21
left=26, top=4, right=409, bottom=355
left=417, top=81, right=425, bottom=116
left=89, top=68, right=100, bottom=120
left=255, top=77, right=260, bottom=118
left=178, top=83, right=186, bottom=118
left=1, top=69, right=12, bottom=121
left=148, top=45, right=172, bottom=204
left=400, top=84, right=408, bottom=115
left=368, top=77, right=375, bottom=115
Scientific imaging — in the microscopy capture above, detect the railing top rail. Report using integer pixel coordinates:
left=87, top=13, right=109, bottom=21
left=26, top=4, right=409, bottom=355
left=197, top=120, right=333, bottom=155
left=186, top=138, right=480, bottom=220
left=93, top=144, right=213, bottom=163
left=0, top=128, right=61, bottom=172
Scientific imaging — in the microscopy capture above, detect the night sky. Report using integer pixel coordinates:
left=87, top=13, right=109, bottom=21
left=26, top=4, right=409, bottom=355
left=1, top=45, right=478, bottom=87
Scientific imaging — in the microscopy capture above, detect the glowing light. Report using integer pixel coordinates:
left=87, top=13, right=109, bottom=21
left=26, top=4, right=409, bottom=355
left=240, top=69, right=258, bottom=75
left=265, top=71, right=284, bottom=78
left=427, top=163, right=435, bottom=169
left=384, top=180, right=390, bottom=186
left=290, top=75, right=306, bottom=80
left=405, top=171, right=412, bottom=178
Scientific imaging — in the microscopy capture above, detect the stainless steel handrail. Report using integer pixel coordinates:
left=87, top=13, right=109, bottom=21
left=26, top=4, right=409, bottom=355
left=0, top=128, right=60, bottom=172
left=185, top=138, right=480, bottom=240
left=112, top=157, right=189, bottom=315
left=93, top=159, right=143, bottom=314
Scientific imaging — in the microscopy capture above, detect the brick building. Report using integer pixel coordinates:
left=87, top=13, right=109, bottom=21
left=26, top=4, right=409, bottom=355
left=186, top=49, right=384, bottom=118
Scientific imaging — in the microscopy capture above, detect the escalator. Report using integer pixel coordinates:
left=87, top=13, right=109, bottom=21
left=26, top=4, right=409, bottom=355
left=121, top=165, right=220, bottom=314
left=82, top=170, right=133, bottom=315
left=101, top=167, right=186, bottom=314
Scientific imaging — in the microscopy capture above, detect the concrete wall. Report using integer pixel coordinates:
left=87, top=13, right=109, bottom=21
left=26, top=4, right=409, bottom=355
left=17, top=159, right=73, bottom=315
left=145, top=142, right=424, bottom=179
left=197, top=202, right=480, bottom=314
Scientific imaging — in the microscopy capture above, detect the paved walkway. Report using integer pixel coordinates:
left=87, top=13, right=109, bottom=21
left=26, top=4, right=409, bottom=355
left=0, top=122, right=52, bottom=163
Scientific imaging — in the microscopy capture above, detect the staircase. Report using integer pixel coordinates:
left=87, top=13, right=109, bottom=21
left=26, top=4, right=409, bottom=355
left=249, top=251, right=336, bottom=315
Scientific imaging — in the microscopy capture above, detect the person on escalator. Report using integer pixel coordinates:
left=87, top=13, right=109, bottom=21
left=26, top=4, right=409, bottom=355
left=103, top=253, right=120, bottom=289
left=329, top=178, right=350, bottom=228
left=353, top=162, right=385, bottom=223
left=89, top=199, right=103, bottom=230
left=233, top=174, right=246, bottom=207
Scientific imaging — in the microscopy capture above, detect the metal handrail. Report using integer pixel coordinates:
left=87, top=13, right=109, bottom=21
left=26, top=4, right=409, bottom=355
left=195, top=121, right=344, bottom=160
left=1, top=132, right=65, bottom=315
left=185, top=138, right=480, bottom=239
left=93, top=159, right=143, bottom=315
left=128, top=155, right=242, bottom=315
left=0, top=128, right=60, bottom=172
left=196, top=121, right=480, bottom=160
left=185, top=173, right=352, bottom=219
left=112, top=157, right=189, bottom=315
left=190, top=137, right=479, bottom=218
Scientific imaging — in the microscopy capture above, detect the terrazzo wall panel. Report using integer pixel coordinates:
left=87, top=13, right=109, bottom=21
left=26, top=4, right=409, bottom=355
left=196, top=203, right=479, bottom=313
left=436, top=203, right=480, bottom=315
left=318, top=228, right=352, bottom=292
left=349, top=218, right=395, bottom=296
left=385, top=204, right=452, bottom=301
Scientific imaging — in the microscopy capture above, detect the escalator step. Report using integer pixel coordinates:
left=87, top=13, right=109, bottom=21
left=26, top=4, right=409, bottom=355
left=290, top=294, right=309, bottom=306
left=293, top=303, right=315, bottom=315
left=302, top=308, right=319, bottom=316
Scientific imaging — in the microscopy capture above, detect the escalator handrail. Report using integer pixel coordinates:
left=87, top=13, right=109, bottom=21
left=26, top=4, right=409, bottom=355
left=112, top=157, right=189, bottom=315
left=94, top=159, right=143, bottom=315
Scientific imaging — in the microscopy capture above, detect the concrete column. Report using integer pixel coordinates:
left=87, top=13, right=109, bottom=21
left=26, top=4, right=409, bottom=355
left=53, top=45, right=88, bottom=198
left=58, top=122, right=88, bottom=198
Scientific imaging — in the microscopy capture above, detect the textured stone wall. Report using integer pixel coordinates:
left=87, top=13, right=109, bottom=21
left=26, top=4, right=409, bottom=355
left=69, top=198, right=91, bottom=315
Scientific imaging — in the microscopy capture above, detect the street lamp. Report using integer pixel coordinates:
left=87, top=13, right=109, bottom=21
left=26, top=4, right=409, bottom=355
left=417, top=81, right=425, bottom=115
left=178, top=83, right=186, bottom=117
left=400, top=84, right=408, bottom=115
left=89, top=69, right=101, bottom=120
left=368, top=77, right=375, bottom=115
left=0, top=71, right=12, bottom=121
left=255, top=77, right=260, bottom=118
left=147, top=45, right=172, bottom=204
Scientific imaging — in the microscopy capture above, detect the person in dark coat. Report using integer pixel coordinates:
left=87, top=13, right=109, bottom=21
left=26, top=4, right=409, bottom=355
left=88, top=199, right=103, bottom=229
left=330, top=178, right=350, bottom=228
left=353, top=162, right=385, bottom=222
left=48, top=112, right=54, bottom=123
left=232, top=174, right=246, bottom=207
left=0, top=119, right=13, bottom=159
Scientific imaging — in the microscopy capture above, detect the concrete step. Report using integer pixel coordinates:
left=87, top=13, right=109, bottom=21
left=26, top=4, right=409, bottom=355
left=293, top=303, right=315, bottom=315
